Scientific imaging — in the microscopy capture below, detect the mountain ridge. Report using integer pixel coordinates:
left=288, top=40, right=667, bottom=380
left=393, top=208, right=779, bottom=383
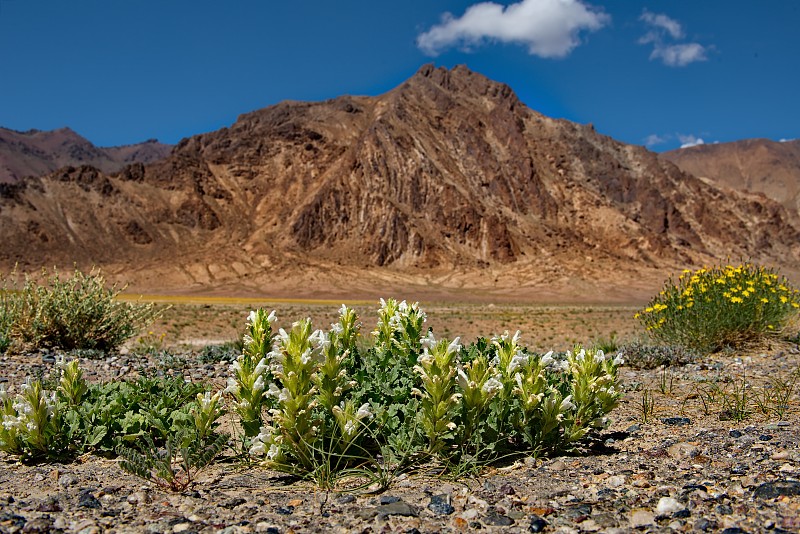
left=0, top=126, right=172, bottom=183
left=1, top=65, right=798, bottom=300
left=662, top=138, right=800, bottom=224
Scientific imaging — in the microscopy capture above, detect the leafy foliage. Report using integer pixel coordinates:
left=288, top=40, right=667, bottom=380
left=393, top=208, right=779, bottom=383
left=3, top=267, right=160, bottom=352
left=118, top=430, right=228, bottom=492
left=637, top=263, right=800, bottom=353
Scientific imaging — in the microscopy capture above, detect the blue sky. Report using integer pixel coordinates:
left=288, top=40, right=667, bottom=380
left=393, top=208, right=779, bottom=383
left=1, top=1, right=797, bottom=151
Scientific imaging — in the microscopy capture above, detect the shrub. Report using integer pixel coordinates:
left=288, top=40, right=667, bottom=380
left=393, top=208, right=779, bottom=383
left=636, top=263, right=800, bottom=353
left=6, top=267, right=159, bottom=352
left=617, top=340, right=699, bottom=369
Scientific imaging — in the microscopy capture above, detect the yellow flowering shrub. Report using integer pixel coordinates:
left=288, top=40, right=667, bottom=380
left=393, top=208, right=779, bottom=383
left=636, top=263, right=800, bottom=353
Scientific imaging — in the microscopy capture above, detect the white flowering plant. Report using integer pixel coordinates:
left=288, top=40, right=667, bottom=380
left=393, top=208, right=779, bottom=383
left=243, top=300, right=624, bottom=486
left=226, top=308, right=276, bottom=437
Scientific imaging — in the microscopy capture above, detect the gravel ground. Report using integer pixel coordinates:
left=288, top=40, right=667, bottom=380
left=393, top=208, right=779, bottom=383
left=2, top=344, right=800, bottom=533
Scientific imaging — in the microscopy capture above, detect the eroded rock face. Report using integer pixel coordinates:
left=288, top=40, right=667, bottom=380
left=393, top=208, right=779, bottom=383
left=1, top=64, right=798, bottom=287
left=663, top=138, right=800, bottom=224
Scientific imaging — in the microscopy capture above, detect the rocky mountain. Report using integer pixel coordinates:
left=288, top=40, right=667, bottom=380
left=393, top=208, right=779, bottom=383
left=0, top=127, right=172, bottom=183
left=662, top=139, right=800, bottom=223
left=1, top=65, right=798, bottom=300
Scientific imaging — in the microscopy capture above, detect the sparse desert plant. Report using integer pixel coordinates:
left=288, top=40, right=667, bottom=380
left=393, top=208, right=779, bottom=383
left=617, top=340, right=699, bottom=369
left=6, top=267, right=160, bottom=353
left=118, top=429, right=228, bottom=492
left=0, top=276, right=16, bottom=354
left=636, top=263, right=800, bottom=353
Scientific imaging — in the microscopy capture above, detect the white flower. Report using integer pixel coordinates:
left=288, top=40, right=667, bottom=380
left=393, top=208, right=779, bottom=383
left=267, top=310, right=277, bottom=324
left=447, top=337, right=461, bottom=355
left=508, top=353, right=529, bottom=374
left=254, top=358, right=268, bottom=375
left=613, top=355, right=625, bottom=366
left=356, top=403, right=373, bottom=420
left=540, top=351, right=554, bottom=367
left=594, top=350, right=606, bottom=363
left=278, top=328, right=289, bottom=345
left=576, top=349, right=586, bottom=361
left=339, top=304, right=348, bottom=316
left=247, top=310, right=257, bottom=325
left=457, top=369, right=471, bottom=390
left=331, top=322, right=344, bottom=335
left=309, top=329, right=328, bottom=350
left=446, top=422, right=457, bottom=431
left=343, top=420, right=357, bottom=436
left=224, top=378, right=239, bottom=395
left=266, top=382, right=282, bottom=399
left=300, top=349, right=313, bottom=365
left=512, top=330, right=521, bottom=344
left=420, top=332, right=437, bottom=349
left=481, top=377, right=503, bottom=396
left=514, top=373, right=524, bottom=389
left=242, top=334, right=254, bottom=347
left=253, top=375, right=265, bottom=394
left=560, top=395, right=576, bottom=412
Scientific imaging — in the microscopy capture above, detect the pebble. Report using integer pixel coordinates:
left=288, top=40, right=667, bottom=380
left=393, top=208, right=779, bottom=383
left=483, top=511, right=514, bottom=526
left=336, top=494, right=356, bottom=504
left=377, top=500, right=417, bottom=517
left=126, top=491, right=150, bottom=505
left=656, top=497, right=683, bottom=516
left=428, top=494, right=455, bottom=516
left=21, top=517, right=54, bottom=533
left=729, top=430, right=743, bottom=438
left=78, top=489, right=102, bottom=509
left=753, top=480, right=800, bottom=499
left=630, top=509, right=655, bottom=528
left=529, top=515, right=548, bottom=532
left=606, top=475, right=626, bottom=487
left=694, top=517, right=718, bottom=531
left=58, top=474, right=77, bottom=487
left=667, top=442, right=698, bottom=460
left=662, top=417, right=691, bottom=426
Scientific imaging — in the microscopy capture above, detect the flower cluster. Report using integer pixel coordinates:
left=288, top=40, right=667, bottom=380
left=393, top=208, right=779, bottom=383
left=637, top=263, right=800, bottom=352
left=0, top=379, right=62, bottom=459
left=225, top=309, right=276, bottom=437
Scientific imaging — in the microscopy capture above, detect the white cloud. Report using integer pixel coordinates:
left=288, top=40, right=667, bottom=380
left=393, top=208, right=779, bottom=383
left=417, top=0, right=610, bottom=58
left=644, top=133, right=668, bottom=147
left=639, top=10, right=708, bottom=67
left=651, top=43, right=708, bottom=67
left=779, top=138, right=795, bottom=143
left=640, top=11, right=683, bottom=40
left=678, top=134, right=705, bottom=148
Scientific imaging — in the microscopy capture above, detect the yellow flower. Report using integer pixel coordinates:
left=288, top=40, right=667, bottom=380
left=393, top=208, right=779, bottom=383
left=780, top=296, right=788, bottom=304
left=792, top=302, right=799, bottom=309
left=741, top=290, right=750, bottom=298
left=730, top=296, right=743, bottom=304
left=761, top=298, right=769, bottom=304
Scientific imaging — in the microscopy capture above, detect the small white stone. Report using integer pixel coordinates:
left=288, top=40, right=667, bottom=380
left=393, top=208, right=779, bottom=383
left=656, top=496, right=683, bottom=516
left=607, top=474, right=626, bottom=487
left=630, top=509, right=655, bottom=528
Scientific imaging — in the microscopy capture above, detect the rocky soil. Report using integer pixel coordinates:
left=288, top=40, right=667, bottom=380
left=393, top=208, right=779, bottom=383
left=2, top=341, right=800, bottom=533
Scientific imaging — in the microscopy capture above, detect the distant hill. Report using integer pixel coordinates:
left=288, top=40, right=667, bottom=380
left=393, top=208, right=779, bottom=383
left=0, top=127, right=172, bottom=183
left=1, top=65, right=798, bottom=300
left=662, top=139, right=800, bottom=223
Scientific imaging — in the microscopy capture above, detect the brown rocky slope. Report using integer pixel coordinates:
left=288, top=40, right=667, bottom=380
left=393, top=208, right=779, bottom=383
left=662, top=138, right=800, bottom=224
left=1, top=65, right=798, bottom=301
